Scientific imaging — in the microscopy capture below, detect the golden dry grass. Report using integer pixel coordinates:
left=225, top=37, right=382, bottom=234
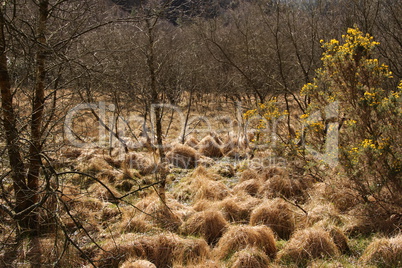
left=218, top=197, right=250, bottom=223
left=173, top=237, right=211, bottom=266
left=180, top=210, right=228, bottom=245
left=29, top=237, right=83, bottom=267
left=184, top=135, right=199, bottom=148
left=240, top=169, right=260, bottom=182
left=166, top=144, right=200, bottom=169
left=249, top=198, right=295, bottom=240
left=123, top=152, right=154, bottom=175
left=313, top=220, right=350, bottom=254
left=215, top=225, right=277, bottom=261
left=61, top=147, right=82, bottom=159
left=120, top=259, right=156, bottom=268
left=87, top=180, right=120, bottom=203
left=260, top=166, right=288, bottom=182
left=96, top=232, right=182, bottom=268
left=228, top=247, right=271, bottom=268
left=77, top=156, right=113, bottom=174
left=233, top=179, right=261, bottom=197
left=360, top=234, right=402, bottom=267
left=197, top=135, right=224, bottom=158
left=277, top=227, right=339, bottom=265
left=173, top=166, right=231, bottom=202
left=258, top=175, right=305, bottom=200
left=135, top=193, right=184, bottom=231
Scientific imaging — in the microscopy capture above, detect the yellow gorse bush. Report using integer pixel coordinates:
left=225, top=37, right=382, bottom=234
left=302, top=27, right=402, bottom=204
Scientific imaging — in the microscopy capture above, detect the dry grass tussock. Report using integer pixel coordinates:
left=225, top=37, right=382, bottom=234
left=360, top=233, right=402, bottom=267
left=118, top=207, right=154, bottom=234
left=218, top=197, right=250, bottom=223
left=173, top=260, right=221, bottom=268
left=184, top=135, right=199, bottom=148
left=312, top=181, right=359, bottom=212
left=120, top=259, right=156, bottom=268
left=173, top=237, right=211, bottom=266
left=29, top=237, right=83, bottom=267
left=97, top=169, right=121, bottom=184
left=233, top=179, right=261, bottom=197
left=239, top=169, right=260, bottom=182
left=135, top=193, right=185, bottom=231
left=166, top=144, right=200, bottom=169
left=77, top=156, right=113, bottom=174
left=304, top=201, right=343, bottom=227
left=180, top=210, right=228, bottom=245
left=173, top=166, right=231, bottom=202
left=96, top=232, right=181, bottom=268
left=277, top=227, right=339, bottom=265
left=87, top=180, right=120, bottom=203
left=250, top=198, right=295, bottom=240
left=260, top=166, right=288, bottom=182
left=197, top=135, right=223, bottom=158
left=315, top=221, right=350, bottom=253
left=215, top=225, right=276, bottom=260
left=209, top=162, right=235, bottom=177
left=258, top=174, right=306, bottom=201
left=61, top=147, right=82, bottom=159
left=228, top=247, right=271, bottom=268
left=123, top=152, right=155, bottom=175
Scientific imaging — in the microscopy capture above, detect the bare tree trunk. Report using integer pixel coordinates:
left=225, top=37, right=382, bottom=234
left=0, top=7, right=30, bottom=232
left=26, top=0, right=49, bottom=234
left=145, top=17, right=166, bottom=202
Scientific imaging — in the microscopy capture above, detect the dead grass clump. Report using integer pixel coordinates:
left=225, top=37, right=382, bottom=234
left=215, top=225, right=277, bottom=260
left=100, top=205, right=121, bottom=222
left=77, top=157, right=113, bottom=174
left=218, top=197, right=249, bottom=223
left=123, top=152, right=154, bottom=175
left=120, top=217, right=153, bottom=234
left=250, top=198, right=295, bottom=240
left=210, top=162, right=235, bottom=177
left=260, top=166, right=288, bottom=182
left=166, top=144, right=200, bottom=169
left=173, top=260, right=220, bottom=268
left=328, top=227, right=350, bottom=254
left=141, top=233, right=181, bottom=268
left=324, top=183, right=360, bottom=212
left=224, top=148, right=250, bottom=160
left=87, top=181, right=120, bottom=203
left=95, top=233, right=145, bottom=267
left=180, top=210, right=228, bottom=245
left=79, top=195, right=104, bottom=209
left=259, top=175, right=305, bottom=200
left=97, top=233, right=180, bottom=268
left=103, top=155, right=123, bottom=169
left=277, top=227, right=339, bottom=265
left=120, top=259, right=156, bottom=268
left=197, top=135, right=223, bottom=158
left=228, top=247, right=270, bottom=268
left=233, top=179, right=261, bottom=197
left=34, top=237, right=84, bottom=267
left=240, top=169, right=260, bottom=182
left=360, top=234, right=402, bottom=267
left=135, top=193, right=185, bottom=231
left=314, top=220, right=350, bottom=253
left=192, top=199, right=215, bottom=212
left=173, top=166, right=230, bottom=202
left=61, top=147, right=82, bottom=159
left=98, top=169, right=120, bottom=184
left=184, top=135, right=199, bottom=148
left=305, top=202, right=343, bottom=227
left=174, top=237, right=211, bottom=266
left=194, top=179, right=231, bottom=201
